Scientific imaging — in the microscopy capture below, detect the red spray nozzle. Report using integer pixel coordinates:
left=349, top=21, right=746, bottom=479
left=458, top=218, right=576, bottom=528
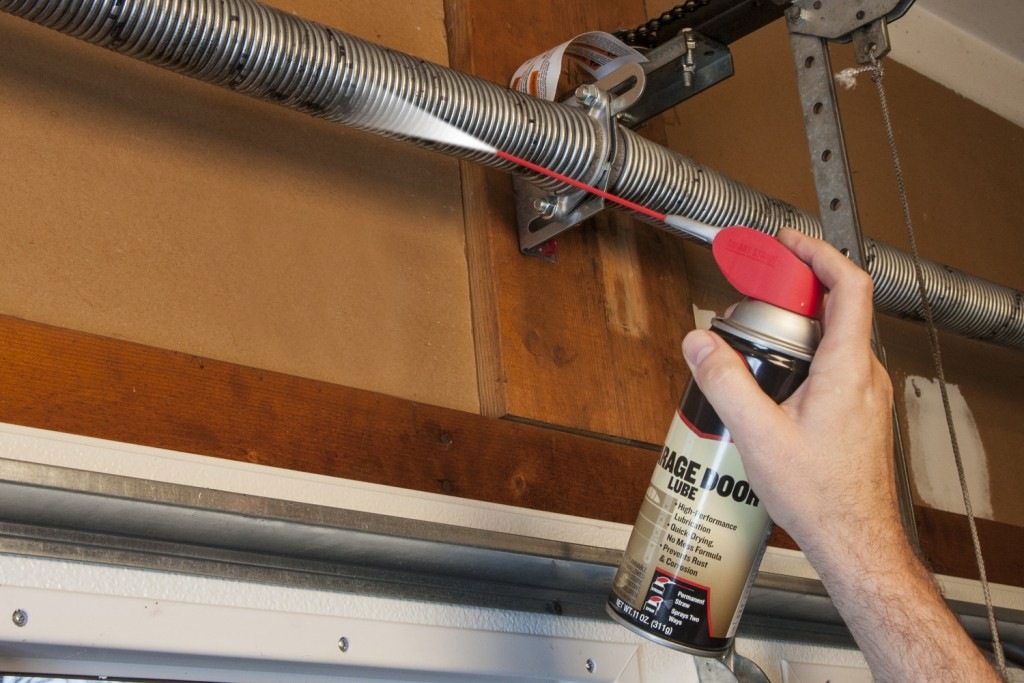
left=493, top=151, right=822, bottom=317
left=711, top=227, right=824, bottom=318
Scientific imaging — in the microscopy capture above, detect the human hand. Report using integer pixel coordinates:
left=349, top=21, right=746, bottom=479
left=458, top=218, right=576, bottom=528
left=683, top=228, right=1002, bottom=682
left=681, top=228, right=898, bottom=556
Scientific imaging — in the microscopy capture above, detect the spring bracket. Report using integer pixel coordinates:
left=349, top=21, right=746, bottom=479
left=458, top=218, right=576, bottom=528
left=514, top=62, right=645, bottom=260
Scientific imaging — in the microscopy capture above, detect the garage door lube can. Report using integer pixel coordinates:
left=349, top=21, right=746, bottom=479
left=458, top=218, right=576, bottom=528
left=607, top=227, right=825, bottom=656
left=607, top=299, right=819, bottom=654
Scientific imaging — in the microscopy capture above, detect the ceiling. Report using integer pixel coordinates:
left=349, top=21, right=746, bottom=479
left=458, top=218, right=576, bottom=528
left=916, top=0, right=1024, bottom=63
left=887, top=0, right=1024, bottom=127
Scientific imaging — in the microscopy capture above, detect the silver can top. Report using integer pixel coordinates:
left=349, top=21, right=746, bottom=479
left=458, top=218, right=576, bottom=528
left=711, top=298, right=821, bottom=361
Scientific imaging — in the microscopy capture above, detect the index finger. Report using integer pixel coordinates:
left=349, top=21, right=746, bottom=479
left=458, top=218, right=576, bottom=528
left=777, top=228, right=876, bottom=347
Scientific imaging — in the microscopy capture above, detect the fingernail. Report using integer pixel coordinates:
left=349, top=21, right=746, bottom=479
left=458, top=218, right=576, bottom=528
left=682, top=330, right=716, bottom=369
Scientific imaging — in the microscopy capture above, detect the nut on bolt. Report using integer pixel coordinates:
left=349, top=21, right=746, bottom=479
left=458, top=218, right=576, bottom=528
left=575, top=83, right=601, bottom=108
left=681, top=28, right=697, bottom=87
left=533, top=195, right=559, bottom=218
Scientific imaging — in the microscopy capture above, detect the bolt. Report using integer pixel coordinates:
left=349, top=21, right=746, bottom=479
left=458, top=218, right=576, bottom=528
left=682, top=28, right=696, bottom=62
left=586, top=658, right=597, bottom=674
left=12, top=609, right=28, bottom=627
left=681, top=28, right=696, bottom=87
left=338, top=636, right=350, bottom=653
left=786, top=6, right=804, bottom=24
left=574, top=83, right=600, bottom=108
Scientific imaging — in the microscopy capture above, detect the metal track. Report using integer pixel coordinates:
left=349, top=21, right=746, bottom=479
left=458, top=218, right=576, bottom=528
left=1, top=455, right=1022, bottom=649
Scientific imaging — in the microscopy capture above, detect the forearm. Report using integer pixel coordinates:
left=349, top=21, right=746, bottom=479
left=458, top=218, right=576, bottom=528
left=802, top=522, right=1001, bottom=683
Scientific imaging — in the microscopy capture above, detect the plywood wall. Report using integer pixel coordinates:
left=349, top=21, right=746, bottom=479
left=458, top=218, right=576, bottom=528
left=0, top=2, right=480, bottom=414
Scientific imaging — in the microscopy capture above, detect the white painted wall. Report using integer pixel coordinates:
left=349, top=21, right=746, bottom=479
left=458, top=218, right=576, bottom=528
left=902, top=376, right=993, bottom=520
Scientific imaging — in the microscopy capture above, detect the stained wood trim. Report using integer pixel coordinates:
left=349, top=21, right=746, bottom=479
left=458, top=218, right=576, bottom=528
left=915, top=506, right=1023, bottom=587
left=445, top=0, right=509, bottom=418
left=0, top=314, right=653, bottom=523
left=453, top=157, right=511, bottom=418
left=2, top=313, right=1021, bottom=587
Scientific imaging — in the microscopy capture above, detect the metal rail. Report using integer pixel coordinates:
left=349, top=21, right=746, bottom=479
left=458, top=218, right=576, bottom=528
left=1, top=454, right=1022, bottom=649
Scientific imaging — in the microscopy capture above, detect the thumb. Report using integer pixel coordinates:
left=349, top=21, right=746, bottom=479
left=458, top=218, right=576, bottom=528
left=682, top=330, right=785, bottom=442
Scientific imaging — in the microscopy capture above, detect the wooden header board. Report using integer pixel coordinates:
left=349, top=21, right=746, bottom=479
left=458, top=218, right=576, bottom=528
left=447, top=0, right=697, bottom=445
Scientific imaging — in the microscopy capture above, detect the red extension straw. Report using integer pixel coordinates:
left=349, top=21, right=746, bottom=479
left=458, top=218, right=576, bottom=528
left=495, top=149, right=668, bottom=223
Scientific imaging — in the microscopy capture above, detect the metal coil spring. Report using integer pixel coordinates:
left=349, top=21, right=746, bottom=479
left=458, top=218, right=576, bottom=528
left=0, top=0, right=604, bottom=190
left=3, top=0, right=1024, bottom=351
left=613, top=128, right=823, bottom=236
left=614, top=126, right=1024, bottom=351
left=868, top=241, right=1024, bottom=347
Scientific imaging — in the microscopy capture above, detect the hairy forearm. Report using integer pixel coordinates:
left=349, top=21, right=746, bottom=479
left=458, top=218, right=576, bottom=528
left=802, top=523, right=1001, bottom=683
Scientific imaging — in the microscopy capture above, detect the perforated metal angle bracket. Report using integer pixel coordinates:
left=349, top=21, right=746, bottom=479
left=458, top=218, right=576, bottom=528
left=514, top=62, right=644, bottom=260
left=786, top=2, right=919, bottom=546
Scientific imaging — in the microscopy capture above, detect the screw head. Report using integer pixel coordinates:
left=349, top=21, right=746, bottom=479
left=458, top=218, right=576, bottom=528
left=786, top=6, right=804, bottom=23
left=586, top=658, right=597, bottom=673
left=338, top=636, right=350, bottom=653
left=12, top=609, right=28, bottom=627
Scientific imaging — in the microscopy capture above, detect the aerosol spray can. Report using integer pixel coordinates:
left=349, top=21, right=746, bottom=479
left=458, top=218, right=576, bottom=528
left=607, top=226, right=823, bottom=656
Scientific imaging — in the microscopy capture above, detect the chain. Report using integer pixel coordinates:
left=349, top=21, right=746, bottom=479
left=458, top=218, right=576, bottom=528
left=613, top=1, right=714, bottom=48
left=836, top=53, right=1007, bottom=676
